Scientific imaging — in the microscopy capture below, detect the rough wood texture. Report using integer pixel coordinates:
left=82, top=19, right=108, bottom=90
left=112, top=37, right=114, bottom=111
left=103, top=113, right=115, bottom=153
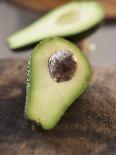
left=11, top=0, right=116, bottom=19
left=0, top=59, right=116, bottom=155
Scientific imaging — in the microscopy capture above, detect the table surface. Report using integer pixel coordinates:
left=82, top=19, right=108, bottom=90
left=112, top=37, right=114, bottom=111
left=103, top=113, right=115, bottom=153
left=0, top=1, right=116, bottom=68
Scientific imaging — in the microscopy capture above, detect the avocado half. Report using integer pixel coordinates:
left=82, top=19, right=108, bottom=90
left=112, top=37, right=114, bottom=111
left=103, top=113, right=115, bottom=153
left=25, top=37, right=92, bottom=130
left=7, top=1, right=105, bottom=49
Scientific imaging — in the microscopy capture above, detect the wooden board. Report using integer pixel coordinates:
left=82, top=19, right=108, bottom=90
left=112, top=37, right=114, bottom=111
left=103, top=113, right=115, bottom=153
left=11, top=0, right=116, bottom=19
left=0, top=59, right=116, bottom=155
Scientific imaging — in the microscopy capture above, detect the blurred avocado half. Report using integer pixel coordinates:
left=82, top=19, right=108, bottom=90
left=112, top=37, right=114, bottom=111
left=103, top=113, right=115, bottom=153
left=7, top=1, right=105, bottom=49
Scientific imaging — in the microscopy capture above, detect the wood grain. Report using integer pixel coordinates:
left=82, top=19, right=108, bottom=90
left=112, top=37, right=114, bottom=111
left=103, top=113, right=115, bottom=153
left=11, top=0, right=116, bottom=19
left=0, top=59, right=116, bottom=155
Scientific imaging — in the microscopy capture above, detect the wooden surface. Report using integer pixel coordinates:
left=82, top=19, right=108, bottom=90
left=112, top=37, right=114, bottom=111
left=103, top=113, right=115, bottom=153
left=0, top=59, right=116, bottom=155
left=11, top=0, right=116, bottom=19
left=98, top=0, right=116, bottom=19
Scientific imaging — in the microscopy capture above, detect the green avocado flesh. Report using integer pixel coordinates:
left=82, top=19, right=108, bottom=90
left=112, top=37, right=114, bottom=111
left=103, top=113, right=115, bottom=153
left=25, top=37, right=92, bottom=130
left=7, top=1, right=105, bottom=49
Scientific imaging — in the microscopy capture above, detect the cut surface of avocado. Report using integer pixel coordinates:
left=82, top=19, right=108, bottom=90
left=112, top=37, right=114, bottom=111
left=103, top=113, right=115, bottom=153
left=7, top=1, right=105, bottom=49
left=25, top=37, right=92, bottom=130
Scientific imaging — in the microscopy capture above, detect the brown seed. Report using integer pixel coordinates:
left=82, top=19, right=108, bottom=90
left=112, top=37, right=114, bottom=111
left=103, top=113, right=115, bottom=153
left=48, top=50, right=77, bottom=82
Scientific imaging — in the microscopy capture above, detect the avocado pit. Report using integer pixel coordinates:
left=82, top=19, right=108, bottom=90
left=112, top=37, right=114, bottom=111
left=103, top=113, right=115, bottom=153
left=48, top=50, right=77, bottom=82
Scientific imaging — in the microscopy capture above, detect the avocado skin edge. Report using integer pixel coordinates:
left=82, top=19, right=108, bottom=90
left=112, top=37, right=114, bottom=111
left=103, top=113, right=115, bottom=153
left=10, top=23, right=101, bottom=52
left=67, top=23, right=101, bottom=43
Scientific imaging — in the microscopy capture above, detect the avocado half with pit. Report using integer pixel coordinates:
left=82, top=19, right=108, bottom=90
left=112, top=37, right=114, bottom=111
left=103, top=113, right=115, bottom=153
left=25, top=37, right=92, bottom=130
left=7, top=1, right=105, bottom=49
